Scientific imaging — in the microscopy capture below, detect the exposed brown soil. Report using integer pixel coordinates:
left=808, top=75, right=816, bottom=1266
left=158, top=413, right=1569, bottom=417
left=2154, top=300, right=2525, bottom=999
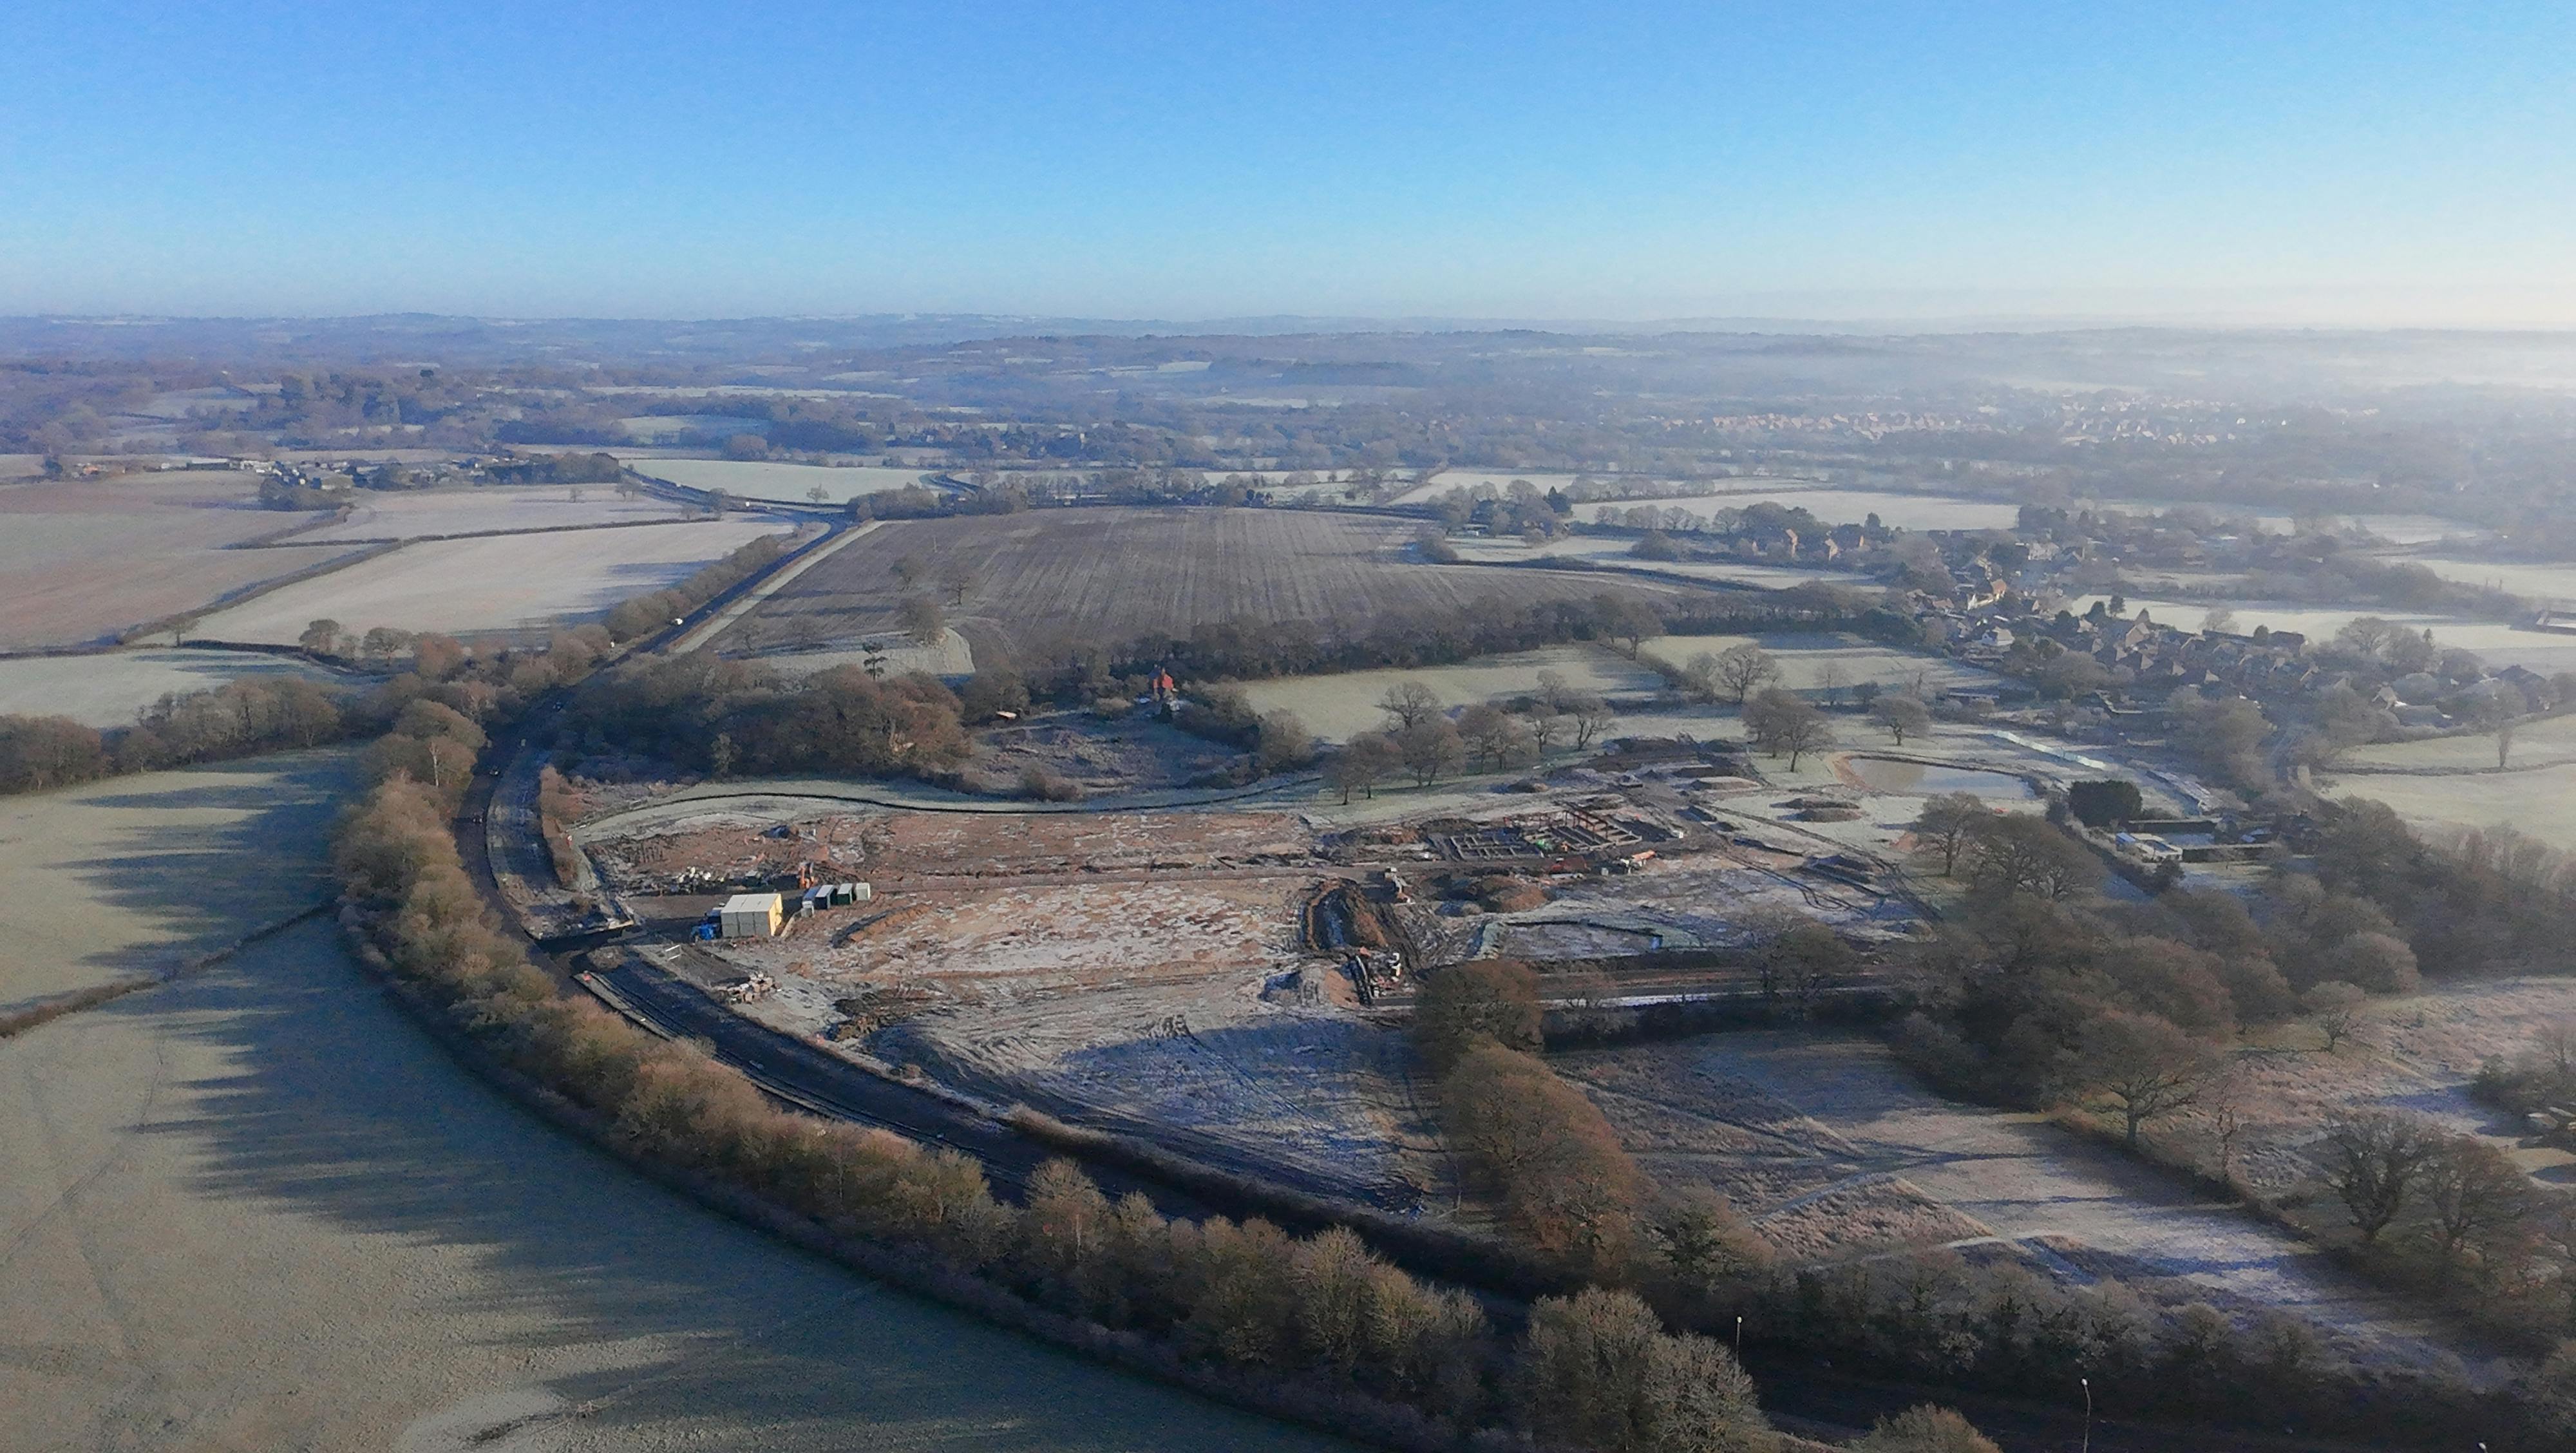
left=722, top=506, right=1687, bottom=659
left=0, top=474, right=353, bottom=647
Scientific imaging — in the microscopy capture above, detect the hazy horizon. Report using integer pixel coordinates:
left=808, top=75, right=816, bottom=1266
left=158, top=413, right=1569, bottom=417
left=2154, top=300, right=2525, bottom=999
left=7, top=2, right=2570, bottom=325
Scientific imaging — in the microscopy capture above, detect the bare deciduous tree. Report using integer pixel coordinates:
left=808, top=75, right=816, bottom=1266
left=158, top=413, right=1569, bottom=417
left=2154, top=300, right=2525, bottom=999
left=1909, top=792, right=1985, bottom=876
left=1707, top=643, right=1779, bottom=705
left=1871, top=693, right=1932, bottom=746
left=1378, top=680, right=1441, bottom=731
left=2076, top=1011, right=2219, bottom=1148
left=2420, top=1134, right=2531, bottom=1269
left=2303, top=980, right=2367, bottom=1051
left=2319, top=1110, right=2439, bottom=1244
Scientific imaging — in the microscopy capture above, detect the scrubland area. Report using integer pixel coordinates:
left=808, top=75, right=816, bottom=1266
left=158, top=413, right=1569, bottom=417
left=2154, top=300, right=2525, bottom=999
left=1559, top=1032, right=2469, bottom=1369
left=1238, top=644, right=1659, bottom=741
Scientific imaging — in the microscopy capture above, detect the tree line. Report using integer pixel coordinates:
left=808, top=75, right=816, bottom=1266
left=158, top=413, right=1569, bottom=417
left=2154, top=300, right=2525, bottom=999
left=332, top=773, right=1800, bottom=1453
left=0, top=672, right=355, bottom=796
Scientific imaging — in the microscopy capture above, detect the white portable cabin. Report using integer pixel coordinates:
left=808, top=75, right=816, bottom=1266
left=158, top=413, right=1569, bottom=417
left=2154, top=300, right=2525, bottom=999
left=719, top=892, right=784, bottom=939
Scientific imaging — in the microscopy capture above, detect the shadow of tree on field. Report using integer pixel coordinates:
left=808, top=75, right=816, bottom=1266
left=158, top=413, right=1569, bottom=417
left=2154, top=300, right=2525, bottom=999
left=122, top=919, right=1353, bottom=1451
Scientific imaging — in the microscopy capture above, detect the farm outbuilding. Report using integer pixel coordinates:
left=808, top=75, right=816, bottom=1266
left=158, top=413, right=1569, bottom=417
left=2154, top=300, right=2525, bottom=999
left=719, top=893, right=784, bottom=939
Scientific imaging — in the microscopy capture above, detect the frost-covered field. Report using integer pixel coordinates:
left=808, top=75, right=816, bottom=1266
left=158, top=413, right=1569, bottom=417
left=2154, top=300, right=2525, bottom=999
left=1, top=873, right=1343, bottom=1453
left=289, top=486, right=689, bottom=541
left=1448, top=533, right=1875, bottom=590
left=2409, top=556, right=2576, bottom=600
left=0, top=473, right=345, bottom=649
left=0, top=649, right=343, bottom=726
left=193, top=520, right=789, bottom=642
left=1587, top=488, right=2023, bottom=532
left=2335, top=768, right=2576, bottom=853
left=1563, top=1031, right=2472, bottom=1369
left=1639, top=631, right=2000, bottom=698
left=1236, top=644, right=1661, bottom=741
left=751, top=627, right=977, bottom=678
left=625, top=458, right=932, bottom=502
left=0, top=750, right=359, bottom=1016
left=2336, top=714, right=2576, bottom=774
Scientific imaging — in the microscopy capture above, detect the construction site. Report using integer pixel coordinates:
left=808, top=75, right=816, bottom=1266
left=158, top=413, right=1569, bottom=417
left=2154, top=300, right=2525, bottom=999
left=574, top=740, right=1935, bottom=1209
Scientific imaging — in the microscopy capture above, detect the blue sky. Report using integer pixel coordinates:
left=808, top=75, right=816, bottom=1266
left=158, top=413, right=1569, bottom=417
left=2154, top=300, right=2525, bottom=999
left=3, top=1, right=2570, bottom=322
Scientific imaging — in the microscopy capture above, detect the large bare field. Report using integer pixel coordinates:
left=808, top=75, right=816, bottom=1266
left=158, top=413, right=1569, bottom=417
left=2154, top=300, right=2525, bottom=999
left=0, top=918, right=1354, bottom=1453
left=726, top=508, right=1690, bottom=658
left=1640, top=629, right=2000, bottom=698
left=2336, top=712, right=2576, bottom=774
left=625, top=458, right=932, bottom=502
left=1560, top=1031, right=2467, bottom=1368
left=192, top=520, right=790, bottom=643
left=0, top=648, right=343, bottom=727
left=0, top=473, right=350, bottom=648
left=2409, top=555, right=2576, bottom=600
left=288, top=485, right=691, bottom=541
left=636, top=803, right=1437, bottom=1202
left=1236, top=644, right=1662, bottom=741
left=1450, top=533, right=1875, bottom=591
left=0, top=750, right=359, bottom=1017
left=2333, top=768, right=2576, bottom=853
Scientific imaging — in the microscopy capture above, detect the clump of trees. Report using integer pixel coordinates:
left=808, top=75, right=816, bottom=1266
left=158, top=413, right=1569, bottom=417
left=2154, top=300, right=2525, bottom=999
left=486, top=450, right=625, bottom=486
left=2309, top=799, right=2576, bottom=978
left=564, top=652, right=969, bottom=782
left=0, top=672, right=361, bottom=797
left=2474, top=1017, right=2576, bottom=1116
left=1888, top=806, right=2445, bottom=1124
left=1415, top=962, right=1647, bottom=1273
left=0, top=714, right=112, bottom=793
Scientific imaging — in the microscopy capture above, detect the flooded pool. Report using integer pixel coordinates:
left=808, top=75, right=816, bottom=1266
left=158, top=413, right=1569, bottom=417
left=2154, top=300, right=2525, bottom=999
left=1842, top=756, right=2036, bottom=798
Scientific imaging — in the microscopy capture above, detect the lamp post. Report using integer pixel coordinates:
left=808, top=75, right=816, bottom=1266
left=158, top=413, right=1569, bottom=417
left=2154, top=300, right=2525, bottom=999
left=2079, top=1377, right=2092, bottom=1453
left=1734, top=1315, right=1743, bottom=1358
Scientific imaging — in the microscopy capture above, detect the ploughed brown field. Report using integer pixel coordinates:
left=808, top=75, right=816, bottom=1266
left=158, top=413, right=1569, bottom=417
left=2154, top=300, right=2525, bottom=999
left=0, top=474, right=352, bottom=649
left=719, top=506, right=1683, bottom=660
